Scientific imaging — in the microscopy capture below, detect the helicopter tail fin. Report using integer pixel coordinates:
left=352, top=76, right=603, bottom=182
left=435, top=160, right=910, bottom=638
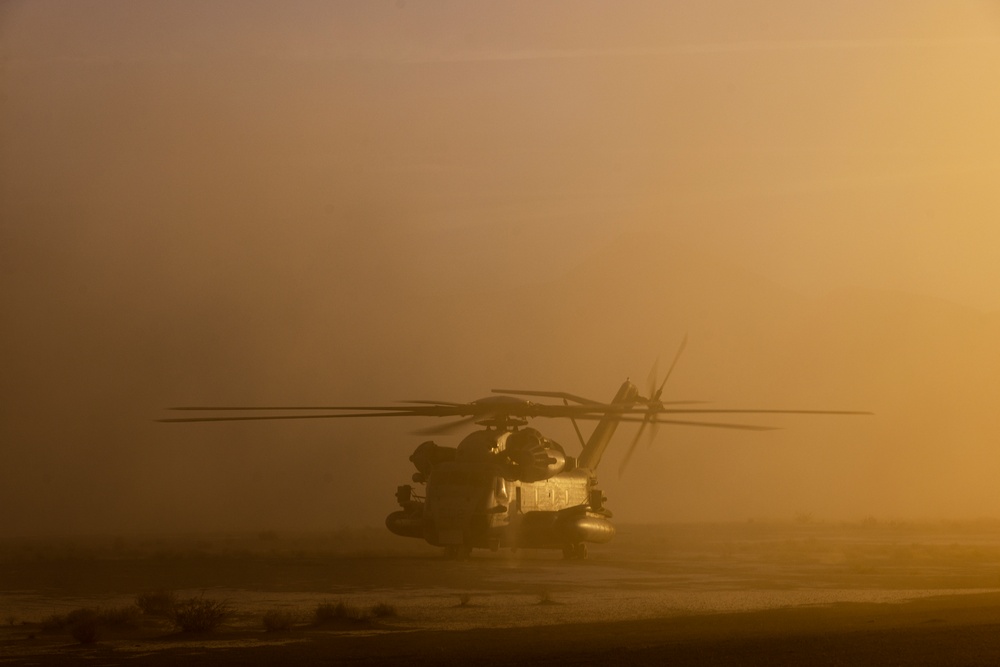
left=577, top=379, right=640, bottom=471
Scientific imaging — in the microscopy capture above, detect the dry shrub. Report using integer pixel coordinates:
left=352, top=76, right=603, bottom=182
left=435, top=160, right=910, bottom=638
left=343, top=605, right=371, bottom=624
left=314, top=601, right=371, bottom=626
left=262, top=608, right=296, bottom=632
left=39, top=604, right=141, bottom=643
left=313, top=602, right=340, bottom=625
left=41, top=608, right=103, bottom=644
left=172, top=597, right=230, bottom=633
left=136, top=589, right=177, bottom=617
left=42, top=607, right=95, bottom=632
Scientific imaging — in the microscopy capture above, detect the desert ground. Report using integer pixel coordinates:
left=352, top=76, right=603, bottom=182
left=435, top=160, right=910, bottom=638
left=3, top=521, right=1000, bottom=665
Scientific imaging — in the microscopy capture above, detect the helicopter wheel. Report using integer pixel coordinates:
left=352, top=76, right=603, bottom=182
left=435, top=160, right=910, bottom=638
left=562, top=543, right=587, bottom=560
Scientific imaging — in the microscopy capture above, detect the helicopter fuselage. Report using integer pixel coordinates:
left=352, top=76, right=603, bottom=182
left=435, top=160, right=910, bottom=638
left=386, top=426, right=615, bottom=558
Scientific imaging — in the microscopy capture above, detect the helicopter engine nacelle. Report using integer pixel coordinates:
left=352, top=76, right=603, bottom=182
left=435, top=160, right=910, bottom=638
left=409, top=441, right=456, bottom=477
left=503, top=428, right=566, bottom=482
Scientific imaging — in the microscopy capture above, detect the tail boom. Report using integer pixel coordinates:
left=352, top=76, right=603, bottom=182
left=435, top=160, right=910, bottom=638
left=576, top=380, right=640, bottom=470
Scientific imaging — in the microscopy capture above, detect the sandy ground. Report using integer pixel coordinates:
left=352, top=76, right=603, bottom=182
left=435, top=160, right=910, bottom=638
left=3, top=522, right=1000, bottom=665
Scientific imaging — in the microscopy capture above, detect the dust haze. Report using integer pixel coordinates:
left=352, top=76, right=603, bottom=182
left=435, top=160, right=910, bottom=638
left=2, top=0, right=1000, bottom=538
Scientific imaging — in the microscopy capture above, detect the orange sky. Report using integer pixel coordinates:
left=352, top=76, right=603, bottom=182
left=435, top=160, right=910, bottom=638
left=2, top=1, right=999, bottom=535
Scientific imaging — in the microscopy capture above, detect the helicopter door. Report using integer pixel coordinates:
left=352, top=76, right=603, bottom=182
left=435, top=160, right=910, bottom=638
left=425, top=464, right=493, bottom=546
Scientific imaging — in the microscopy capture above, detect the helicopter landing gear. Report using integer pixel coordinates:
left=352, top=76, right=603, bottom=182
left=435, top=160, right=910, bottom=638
left=562, top=542, right=587, bottom=560
left=444, top=545, right=472, bottom=560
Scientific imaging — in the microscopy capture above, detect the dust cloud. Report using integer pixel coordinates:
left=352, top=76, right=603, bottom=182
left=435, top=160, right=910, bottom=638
left=2, top=1, right=999, bottom=537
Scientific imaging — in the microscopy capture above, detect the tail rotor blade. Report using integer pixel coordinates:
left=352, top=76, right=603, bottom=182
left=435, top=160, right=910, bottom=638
left=645, top=357, right=660, bottom=399
left=655, top=333, right=688, bottom=399
left=618, top=417, right=650, bottom=478
left=632, top=334, right=687, bottom=461
left=646, top=420, right=661, bottom=449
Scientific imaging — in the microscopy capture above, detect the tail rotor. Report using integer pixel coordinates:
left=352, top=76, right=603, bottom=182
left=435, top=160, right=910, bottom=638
left=618, top=334, right=688, bottom=477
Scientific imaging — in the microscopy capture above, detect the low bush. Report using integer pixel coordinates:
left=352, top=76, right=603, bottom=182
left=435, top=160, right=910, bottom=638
left=314, top=601, right=370, bottom=625
left=41, top=608, right=107, bottom=644
left=41, top=607, right=96, bottom=632
left=172, top=597, right=230, bottom=633
left=136, top=589, right=177, bottom=617
left=313, top=602, right=341, bottom=625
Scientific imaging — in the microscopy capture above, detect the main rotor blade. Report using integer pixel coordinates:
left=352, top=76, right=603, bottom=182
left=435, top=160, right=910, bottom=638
left=489, top=391, right=702, bottom=407
left=168, top=404, right=479, bottom=418
left=649, top=401, right=708, bottom=406
left=169, top=405, right=424, bottom=411
left=654, top=409, right=873, bottom=416
left=400, top=400, right=467, bottom=407
left=649, top=418, right=778, bottom=431
left=163, top=405, right=861, bottom=423
left=571, top=414, right=779, bottom=431
left=491, top=389, right=602, bottom=405
left=563, top=405, right=870, bottom=419
left=158, top=411, right=428, bottom=423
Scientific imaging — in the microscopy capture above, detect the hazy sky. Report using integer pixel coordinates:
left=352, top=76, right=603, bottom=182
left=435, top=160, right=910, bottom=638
left=2, top=1, right=1000, bottom=536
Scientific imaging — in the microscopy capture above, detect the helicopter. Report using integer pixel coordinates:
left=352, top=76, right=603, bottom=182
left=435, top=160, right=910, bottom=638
left=160, top=344, right=870, bottom=559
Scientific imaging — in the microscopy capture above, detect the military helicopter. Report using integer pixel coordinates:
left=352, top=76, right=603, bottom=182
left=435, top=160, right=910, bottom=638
left=161, top=343, right=870, bottom=559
